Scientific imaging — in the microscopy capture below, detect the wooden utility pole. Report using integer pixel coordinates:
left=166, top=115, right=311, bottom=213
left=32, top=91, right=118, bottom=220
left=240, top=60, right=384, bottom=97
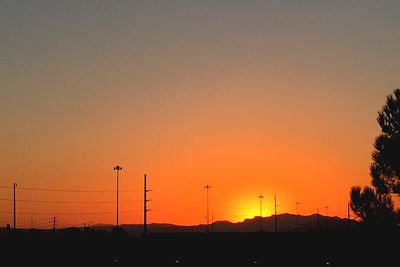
left=144, top=174, right=151, bottom=235
left=52, top=217, right=57, bottom=230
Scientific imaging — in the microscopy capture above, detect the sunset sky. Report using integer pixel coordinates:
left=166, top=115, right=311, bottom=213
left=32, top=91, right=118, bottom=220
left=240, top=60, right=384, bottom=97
left=1, top=1, right=400, bottom=228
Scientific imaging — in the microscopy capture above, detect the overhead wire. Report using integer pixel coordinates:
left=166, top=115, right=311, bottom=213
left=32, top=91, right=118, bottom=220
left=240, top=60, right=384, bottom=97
left=0, top=185, right=140, bottom=193
left=0, top=210, right=141, bottom=215
left=0, top=198, right=141, bottom=204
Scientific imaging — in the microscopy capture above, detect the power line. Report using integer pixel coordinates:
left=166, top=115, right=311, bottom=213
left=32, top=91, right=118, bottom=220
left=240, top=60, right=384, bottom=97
left=0, top=186, right=12, bottom=189
left=155, top=202, right=263, bottom=216
left=0, top=198, right=141, bottom=204
left=19, top=186, right=139, bottom=193
left=0, top=185, right=139, bottom=193
left=30, top=221, right=54, bottom=226
left=155, top=204, right=202, bottom=214
left=30, top=217, right=54, bottom=222
left=0, top=210, right=141, bottom=215
left=210, top=204, right=255, bottom=210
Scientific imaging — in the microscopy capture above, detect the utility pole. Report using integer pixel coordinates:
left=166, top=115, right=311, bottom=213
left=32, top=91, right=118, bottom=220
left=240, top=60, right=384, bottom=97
left=13, top=183, right=17, bottom=230
left=295, top=202, right=300, bottom=232
left=113, top=165, right=122, bottom=227
left=52, top=217, right=57, bottom=230
left=144, top=174, right=151, bottom=235
left=204, top=185, right=211, bottom=233
left=274, top=194, right=278, bottom=233
left=258, top=195, right=264, bottom=232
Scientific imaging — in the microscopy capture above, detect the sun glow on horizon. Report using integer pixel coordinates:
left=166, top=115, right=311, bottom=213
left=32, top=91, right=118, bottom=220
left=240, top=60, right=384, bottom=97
left=228, top=198, right=274, bottom=223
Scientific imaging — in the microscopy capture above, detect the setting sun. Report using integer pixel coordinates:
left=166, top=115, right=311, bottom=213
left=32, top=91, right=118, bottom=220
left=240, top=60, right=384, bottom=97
left=225, top=197, right=274, bottom=223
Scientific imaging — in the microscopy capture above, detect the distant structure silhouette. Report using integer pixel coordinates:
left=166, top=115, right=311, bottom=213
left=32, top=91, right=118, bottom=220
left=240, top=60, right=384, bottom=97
left=325, top=206, right=329, bottom=228
left=295, top=202, right=300, bottom=232
left=211, top=213, right=214, bottom=232
left=13, top=183, right=17, bottom=230
left=144, top=174, right=151, bottom=235
left=204, top=185, right=211, bottom=233
left=347, top=202, right=351, bottom=227
left=52, top=216, right=57, bottom=230
left=113, top=165, right=122, bottom=227
left=258, top=194, right=264, bottom=232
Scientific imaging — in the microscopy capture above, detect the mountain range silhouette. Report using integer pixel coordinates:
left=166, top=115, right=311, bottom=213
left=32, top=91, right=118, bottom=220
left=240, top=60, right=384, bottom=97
left=91, top=213, right=353, bottom=235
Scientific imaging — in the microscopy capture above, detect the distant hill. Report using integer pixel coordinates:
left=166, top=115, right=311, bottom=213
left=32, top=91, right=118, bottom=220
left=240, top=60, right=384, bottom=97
left=91, top=213, right=354, bottom=236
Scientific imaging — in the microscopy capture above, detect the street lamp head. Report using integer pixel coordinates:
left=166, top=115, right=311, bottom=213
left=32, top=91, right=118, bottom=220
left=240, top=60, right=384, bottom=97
left=204, top=185, right=211, bottom=189
left=113, top=166, right=122, bottom=171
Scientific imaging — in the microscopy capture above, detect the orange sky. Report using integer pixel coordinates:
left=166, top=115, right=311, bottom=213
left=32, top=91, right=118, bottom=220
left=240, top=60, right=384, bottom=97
left=1, top=1, right=400, bottom=228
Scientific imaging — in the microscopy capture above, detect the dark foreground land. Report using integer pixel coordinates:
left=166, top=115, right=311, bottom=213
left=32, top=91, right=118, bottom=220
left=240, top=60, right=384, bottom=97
left=0, top=228, right=398, bottom=266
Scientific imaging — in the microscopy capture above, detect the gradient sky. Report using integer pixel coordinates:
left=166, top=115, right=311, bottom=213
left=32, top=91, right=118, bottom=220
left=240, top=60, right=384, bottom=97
left=1, top=0, right=400, bottom=228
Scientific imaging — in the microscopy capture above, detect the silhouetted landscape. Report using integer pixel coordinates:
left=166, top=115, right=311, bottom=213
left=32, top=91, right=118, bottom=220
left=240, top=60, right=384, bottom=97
left=1, top=213, right=398, bottom=266
left=1, top=223, right=398, bottom=266
left=89, top=213, right=353, bottom=235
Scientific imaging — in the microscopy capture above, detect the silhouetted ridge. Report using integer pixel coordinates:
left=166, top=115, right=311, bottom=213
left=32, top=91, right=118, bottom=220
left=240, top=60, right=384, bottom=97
left=87, top=213, right=354, bottom=235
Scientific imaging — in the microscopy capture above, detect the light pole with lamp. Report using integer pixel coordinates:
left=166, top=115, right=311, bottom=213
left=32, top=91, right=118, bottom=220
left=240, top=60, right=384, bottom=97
left=113, top=165, right=122, bottom=227
left=204, top=185, right=211, bottom=233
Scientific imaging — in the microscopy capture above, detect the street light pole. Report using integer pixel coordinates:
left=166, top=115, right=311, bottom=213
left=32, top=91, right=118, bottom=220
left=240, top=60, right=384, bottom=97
left=113, top=165, right=122, bottom=227
left=13, top=183, right=17, bottom=230
left=258, top=195, right=264, bottom=232
left=204, top=185, right=211, bottom=233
